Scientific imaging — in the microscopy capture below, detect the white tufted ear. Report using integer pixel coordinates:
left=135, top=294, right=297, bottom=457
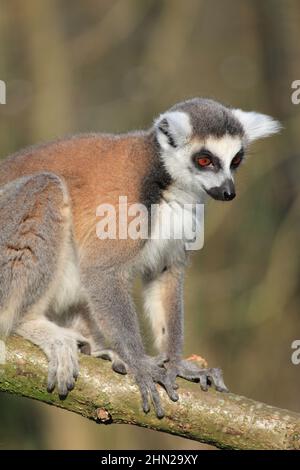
left=154, top=111, right=192, bottom=151
left=232, top=109, right=281, bottom=143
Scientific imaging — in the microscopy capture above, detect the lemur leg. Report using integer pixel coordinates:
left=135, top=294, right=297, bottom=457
left=143, top=266, right=228, bottom=392
left=68, top=306, right=127, bottom=375
left=0, top=173, right=87, bottom=395
left=80, top=266, right=178, bottom=418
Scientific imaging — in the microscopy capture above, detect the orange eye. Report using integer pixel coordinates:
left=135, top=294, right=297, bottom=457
left=197, top=156, right=212, bottom=167
left=231, top=155, right=242, bottom=167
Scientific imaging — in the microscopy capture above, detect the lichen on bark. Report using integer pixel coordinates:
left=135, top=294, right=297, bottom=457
left=1, top=336, right=300, bottom=450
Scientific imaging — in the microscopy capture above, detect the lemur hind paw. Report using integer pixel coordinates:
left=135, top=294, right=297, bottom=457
left=132, top=357, right=179, bottom=419
left=46, top=337, right=80, bottom=398
left=173, top=359, right=228, bottom=393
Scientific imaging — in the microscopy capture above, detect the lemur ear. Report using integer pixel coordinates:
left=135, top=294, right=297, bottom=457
left=232, top=109, right=282, bottom=143
left=154, top=111, right=192, bottom=150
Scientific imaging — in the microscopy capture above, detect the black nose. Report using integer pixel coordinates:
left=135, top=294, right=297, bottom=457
left=205, top=178, right=236, bottom=202
left=223, top=190, right=236, bottom=201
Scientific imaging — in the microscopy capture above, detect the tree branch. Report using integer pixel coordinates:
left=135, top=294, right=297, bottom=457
left=1, top=336, right=300, bottom=450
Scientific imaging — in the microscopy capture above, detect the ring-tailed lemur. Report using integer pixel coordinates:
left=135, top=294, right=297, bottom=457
left=0, top=98, right=280, bottom=417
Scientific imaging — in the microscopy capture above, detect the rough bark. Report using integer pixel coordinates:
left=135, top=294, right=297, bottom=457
left=0, top=336, right=300, bottom=450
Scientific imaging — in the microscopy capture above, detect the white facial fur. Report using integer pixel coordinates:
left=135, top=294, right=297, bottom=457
left=195, top=134, right=242, bottom=191
left=155, top=108, right=281, bottom=197
left=155, top=112, right=242, bottom=197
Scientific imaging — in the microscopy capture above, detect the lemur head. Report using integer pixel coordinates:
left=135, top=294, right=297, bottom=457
left=154, top=98, right=281, bottom=201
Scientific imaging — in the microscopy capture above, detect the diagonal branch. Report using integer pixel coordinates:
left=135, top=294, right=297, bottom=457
left=1, top=336, right=300, bottom=450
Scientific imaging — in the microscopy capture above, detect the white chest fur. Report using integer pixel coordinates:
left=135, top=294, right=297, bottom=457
left=138, top=186, right=204, bottom=274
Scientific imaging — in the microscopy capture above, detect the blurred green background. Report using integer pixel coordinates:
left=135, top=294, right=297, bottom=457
left=0, top=0, right=300, bottom=450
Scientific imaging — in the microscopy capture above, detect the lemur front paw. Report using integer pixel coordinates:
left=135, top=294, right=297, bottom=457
left=132, top=357, right=179, bottom=418
left=167, top=359, right=229, bottom=393
left=46, top=334, right=84, bottom=398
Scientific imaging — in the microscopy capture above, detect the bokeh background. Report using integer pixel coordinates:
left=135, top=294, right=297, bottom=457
left=0, top=0, right=300, bottom=450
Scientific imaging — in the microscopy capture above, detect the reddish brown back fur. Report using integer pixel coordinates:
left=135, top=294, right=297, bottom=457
left=0, top=133, right=155, bottom=266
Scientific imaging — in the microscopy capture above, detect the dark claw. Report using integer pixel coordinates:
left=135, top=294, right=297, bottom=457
left=67, top=380, right=75, bottom=391
left=47, top=383, right=55, bottom=393
left=112, top=360, right=127, bottom=375
left=155, top=408, right=165, bottom=419
left=140, top=386, right=150, bottom=414
left=199, top=373, right=208, bottom=391
left=169, top=390, right=179, bottom=402
left=209, top=368, right=229, bottom=392
left=47, top=371, right=56, bottom=393
left=143, top=402, right=150, bottom=414
left=149, top=383, right=165, bottom=418
left=59, top=392, right=68, bottom=400
left=159, top=378, right=179, bottom=402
